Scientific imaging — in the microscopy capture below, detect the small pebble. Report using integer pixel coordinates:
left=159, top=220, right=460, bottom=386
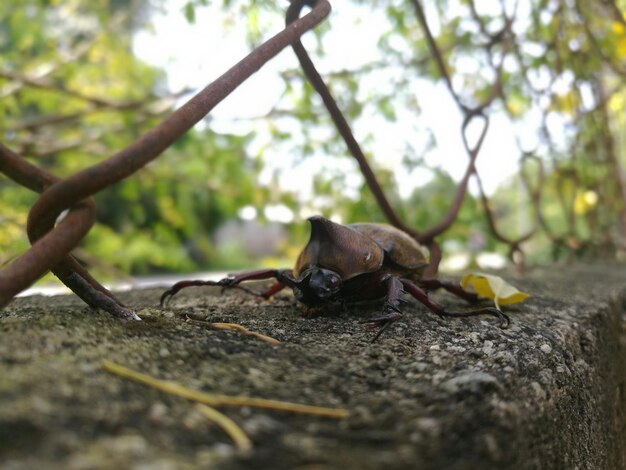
left=540, top=344, right=552, bottom=354
left=159, top=347, right=171, bottom=358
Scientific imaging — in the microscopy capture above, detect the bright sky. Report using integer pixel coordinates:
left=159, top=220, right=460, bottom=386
left=133, top=0, right=522, bottom=219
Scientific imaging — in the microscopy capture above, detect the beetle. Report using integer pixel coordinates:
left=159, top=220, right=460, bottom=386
left=160, top=216, right=509, bottom=341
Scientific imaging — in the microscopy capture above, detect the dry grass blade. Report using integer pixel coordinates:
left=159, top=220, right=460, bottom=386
left=210, top=322, right=281, bottom=345
left=102, top=360, right=349, bottom=419
left=196, top=404, right=252, bottom=454
left=185, top=315, right=281, bottom=345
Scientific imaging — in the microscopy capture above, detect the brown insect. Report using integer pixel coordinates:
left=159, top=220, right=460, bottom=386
left=161, top=216, right=509, bottom=341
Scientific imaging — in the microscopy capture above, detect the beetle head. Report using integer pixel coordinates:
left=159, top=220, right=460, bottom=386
left=292, top=267, right=343, bottom=307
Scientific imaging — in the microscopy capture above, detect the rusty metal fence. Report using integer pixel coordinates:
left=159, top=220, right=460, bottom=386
left=0, top=1, right=330, bottom=316
left=1, top=0, right=625, bottom=316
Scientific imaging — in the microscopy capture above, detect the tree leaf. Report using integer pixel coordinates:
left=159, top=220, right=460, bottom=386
left=460, top=273, right=529, bottom=310
left=573, top=190, right=598, bottom=214
left=183, top=2, right=196, bottom=23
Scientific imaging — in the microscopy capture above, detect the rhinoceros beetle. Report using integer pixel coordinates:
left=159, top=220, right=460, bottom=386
left=161, top=216, right=509, bottom=341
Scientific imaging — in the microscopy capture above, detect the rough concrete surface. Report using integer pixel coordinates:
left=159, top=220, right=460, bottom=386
left=0, top=264, right=625, bottom=469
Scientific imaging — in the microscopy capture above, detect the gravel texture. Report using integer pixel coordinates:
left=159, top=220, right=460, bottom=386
left=0, top=264, right=625, bottom=469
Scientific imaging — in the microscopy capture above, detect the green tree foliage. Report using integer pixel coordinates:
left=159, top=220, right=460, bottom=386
left=193, top=0, right=626, bottom=262
left=2, top=0, right=626, bottom=282
left=0, top=0, right=272, bottom=277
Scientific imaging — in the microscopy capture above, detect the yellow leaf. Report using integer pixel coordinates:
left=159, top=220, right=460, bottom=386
left=574, top=190, right=598, bottom=214
left=461, top=273, right=529, bottom=310
left=548, top=90, right=580, bottom=116
left=609, top=92, right=625, bottom=112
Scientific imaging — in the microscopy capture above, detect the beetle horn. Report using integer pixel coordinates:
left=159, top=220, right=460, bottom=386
left=297, top=216, right=384, bottom=279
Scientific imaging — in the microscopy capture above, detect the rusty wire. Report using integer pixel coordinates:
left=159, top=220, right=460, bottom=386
left=285, top=1, right=483, bottom=276
left=414, top=0, right=625, bottom=263
left=1, top=0, right=625, bottom=312
left=285, top=0, right=510, bottom=276
left=0, top=0, right=331, bottom=311
left=286, top=0, right=625, bottom=270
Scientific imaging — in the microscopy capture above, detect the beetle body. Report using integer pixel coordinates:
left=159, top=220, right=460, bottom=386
left=161, top=216, right=509, bottom=341
left=291, top=217, right=427, bottom=306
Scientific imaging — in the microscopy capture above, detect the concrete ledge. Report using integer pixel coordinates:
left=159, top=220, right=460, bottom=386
left=0, top=264, right=624, bottom=469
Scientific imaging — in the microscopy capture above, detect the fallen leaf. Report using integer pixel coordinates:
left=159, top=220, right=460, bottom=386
left=460, top=273, right=529, bottom=310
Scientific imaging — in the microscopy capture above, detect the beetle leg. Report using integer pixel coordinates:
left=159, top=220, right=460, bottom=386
left=359, top=275, right=404, bottom=342
left=160, top=269, right=295, bottom=306
left=160, top=280, right=220, bottom=306
left=417, top=278, right=480, bottom=303
left=259, top=281, right=287, bottom=299
left=401, top=279, right=510, bottom=328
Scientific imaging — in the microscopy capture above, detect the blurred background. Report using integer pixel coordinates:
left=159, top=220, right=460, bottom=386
left=1, top=0, right=625, bottom=292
